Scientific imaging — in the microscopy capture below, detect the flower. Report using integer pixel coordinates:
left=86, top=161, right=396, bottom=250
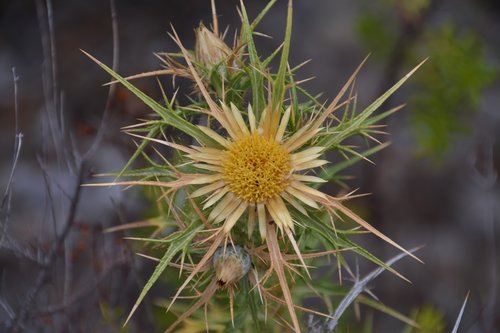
left=87, top=25, right=420, bottom=261
left=83, top=1, right=425, bottom=331
left=186, top=102, right=328, bottom=241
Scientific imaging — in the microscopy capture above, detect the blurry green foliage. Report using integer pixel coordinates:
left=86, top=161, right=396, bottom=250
left=387, top=0, right=430, bottom=21
left=356, top=3, right=497, bottom=159
left=410, top=24, right=496, bottom=156
left=403, top=305, right=446, bottom=333
left=357, top=14, right=396, bottom=59
left=99, top=302, right=130, bottom=333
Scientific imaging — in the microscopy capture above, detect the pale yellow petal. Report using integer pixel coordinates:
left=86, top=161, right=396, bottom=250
left=193, top=163, right=224, bottom=172
left=263, top=109, right=281, bottom=139
left=221, top=103, right=243, bottom=139
left=214, top=197, right=243, bottom=223
left=223, top=201, right=248, bottom=233
left=284, top=125, right=322, bottom=152
left=188, top=174, right=223, bottom=185
left=257, top=203, right=267, bottom=240
left=248, top=105, right=256, bottom=134
left=291, top=153, right=322, bottom=166
left=207, top=192, right=235, bottom=221
left=274, top=196, right=294, bottom=230
left=266, top=196, right=293, bottom=230
left=247, top=205, right=256, bottom=237
left=190, top=147, right=229, bottom=164
left=290, top=146, right=325, bottom=163
left=269, top=109, right=281, bottom=139
left=282, top=123, right=311, bottom=149
left=291, top=174, right=327, bottom=183
left=265, top=200, right=281, bottom=229
left=290, top=181, right=327, bottom=199
left=258, top=107, right=268, bottom=134
left=230, top=103, right=250, bottom=136
left=192, top=146, right=227, bottom=155
left=275, top=107, right=291, bottom=143
left=280, top=192, right=308, bottom=216
left=188, top=153, right=226, bottom=166
left=288, top=128, right=323, bottom=152
left=197, top=125, right=230, bottom=148
left=294, top=159, right=329, bottom=171
left=203, top=186, right=230, bottom=209
left=285, top=186, right=319, bottom=209
left=191, top=180, right=225, bottom=198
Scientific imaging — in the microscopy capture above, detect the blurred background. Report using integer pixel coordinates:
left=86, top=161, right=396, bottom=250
left=0, top=0, right=499, bottom=332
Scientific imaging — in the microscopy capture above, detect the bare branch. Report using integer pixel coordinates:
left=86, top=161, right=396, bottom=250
left=1, top=68, right=23, bottom=248
left=6, top=166, right=86, bottom=332
left=29, top=257, right=129, bottom=319
left=451, top=291, right=470, bottom=333
left=308, top=246, right=421, bottom=332
left=0, top=298, right=15, bottom=320
left=5, top=0, right=120, bottom=330
left=83, top=0, right=120, bottom=160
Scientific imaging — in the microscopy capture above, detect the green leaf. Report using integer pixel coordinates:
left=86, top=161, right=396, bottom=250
left=356, top=13, right=397, bottom=60
left=293, top=210, right=404, bottom=279
left=240, top=1, right=266, bottom=117
left=335, top=235, right=403, bottom=280
left=410, top=24, right=496, bottom=157
left=403, top=306, right=446, bottom=333
left=81, top=50, right=218, bottom=148
left=118, top=125, right=161, bottom=178
left=288, top=68, right=299, bottom=128
left=250, top=0, right=278, bottom=30
left=317, top=143, right=389, bottom=183
left=262, top=43, right=283, bottom=69
left=101, top=165, right=175, bottom=178
left=319, top=59, right=427, bottom=148
left=242, top=276, right=262, bottom=332
left=357, top=295, right=418, bottom=328
left=124, top=222, right=204, bottom=325
left=271, top=0, right=293, bottom=111
left=364, top=104, right=404, bottom=127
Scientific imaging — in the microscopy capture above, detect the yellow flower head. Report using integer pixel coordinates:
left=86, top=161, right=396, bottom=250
left=187, top=102, right=329, bottom=240
left=223, top=133, right=291, bottom=203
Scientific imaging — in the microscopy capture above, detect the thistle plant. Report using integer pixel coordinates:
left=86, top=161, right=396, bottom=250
left=85, top=1, right=425, bottom=331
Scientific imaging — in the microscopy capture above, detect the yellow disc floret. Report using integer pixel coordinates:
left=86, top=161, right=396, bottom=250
left=223, top=133, right=291, bottom=203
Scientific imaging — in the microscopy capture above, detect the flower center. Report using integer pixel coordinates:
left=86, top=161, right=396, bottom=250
left=223, top=134, right=291, bottom=203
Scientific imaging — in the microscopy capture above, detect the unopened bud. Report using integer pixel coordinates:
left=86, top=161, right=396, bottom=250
left=195, top=24, right=234, bottom=71
left=212, top=245, right=251, bottom=286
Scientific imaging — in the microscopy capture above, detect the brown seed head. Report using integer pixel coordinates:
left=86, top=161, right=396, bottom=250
left=212, top=245, right=251, bottom=287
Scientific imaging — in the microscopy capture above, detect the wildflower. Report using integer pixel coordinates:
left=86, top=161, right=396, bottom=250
left=185, top=101, right=329, bottom=241
left=85, top=23, right=423, bottom=332
left=84, top=1, right=425, bottom=331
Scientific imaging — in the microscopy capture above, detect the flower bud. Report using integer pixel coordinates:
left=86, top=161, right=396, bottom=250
left=195, top=24, right=234, bottom=71
left=212, top=245, right=251, bottom=286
